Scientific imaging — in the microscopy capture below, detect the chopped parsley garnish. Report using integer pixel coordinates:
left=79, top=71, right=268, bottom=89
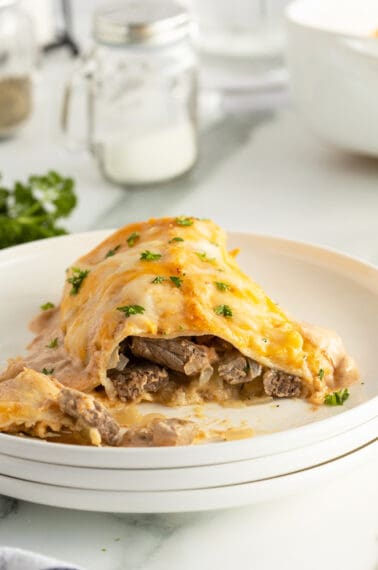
left=40, top=301, right=54, bottom=311
left=169, top=237, right=184, bottom=243
left=152, top=276, right=166, bottom=284
left=324, top=389, right=349, bottom=406
left=140, top=250, right=162, bottom=262
left=175, top=216, right=193, bottom=226
left=105, top=245, right=120, bottom=258
left=215, top=281, right=230, bottom=291
left=214, top=304, right=233, bottom=318
left=42, top=367, right=54, bottom=375
left=170, top=276, right=183, bottom=288
left=196, top=252, right=215, bottom=263
left=127, top=232, right=140, bottom=247
left=262, top=338, right=268, bottom=343
left=318, top=368, right=325, bottom=380
left=117, top=305, right=145, bottom=317
left=67, top=267, right=89, bottom=295
left=46, top=337, right=59, bottom=349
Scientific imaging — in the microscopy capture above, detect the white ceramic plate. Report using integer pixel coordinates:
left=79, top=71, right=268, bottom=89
left=0, top=417, right=375, bottom=491
left=0, top=231, right=377, bottom=470
left=0, top=440, right=375, bottom=512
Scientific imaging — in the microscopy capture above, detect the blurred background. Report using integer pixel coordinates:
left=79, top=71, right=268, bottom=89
left=0, top=0, right=377, bottom=261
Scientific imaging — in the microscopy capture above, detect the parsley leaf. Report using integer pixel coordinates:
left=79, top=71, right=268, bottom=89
left=175, top=217, right=193, bottom=226
left=40, top=301, right=55, bottom=311
left=152, top=276, right=166, bottom=284
left=127, top=232, right=140, bottom=247
left=169, top=237, right=184, bottom=243
left=140, top=250, right=162, bottom=262
left=215, top=281, right=230, bottom=291
left=318, top=368, right=325, bottom=380
left=196, top=252, right=215, bottom=263
left=42, top=367, right=54, bottom=375
left=46, top=337, right=59, bottom=349
left=0, top=171, right=76, bottom=250
left=117, top=305, right=145, bottom=317
left=324, top=389, right=349, bottom=406
left=67, top=267, right=89, bottom=295
left=170, top=276, right=183, bottom=288
left=214, top=304, right=233, bottom=318
left=105, top=245, right=121, bottom=258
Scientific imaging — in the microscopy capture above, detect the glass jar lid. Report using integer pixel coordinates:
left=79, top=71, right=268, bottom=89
left=93, top=1, right=191, bottom=46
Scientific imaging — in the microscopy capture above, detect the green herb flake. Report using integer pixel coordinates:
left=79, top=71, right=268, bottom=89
left=215, top=281, right=230, bottom=292
left=196, top=252, right=215, bottom=263
left=324, top=389, right=349, bottom=406
left=214, top=304, right=233, bottom=318
left=101, top=548, right=107, bottom=552
left=67, top=267, right=89, bottom=295
left=105, top=244, right=121, bottom=258
left=169, top=276, right=183, bottom=288
left=127, top=232, right=140, bottom=247
left=152, top=276, right=166, bottom=284
left=117, top=305, right=145, bottom=317
left=40, top=301, right=55, bottom=311
left=114, top=538, right=120, bottom=542
left=262, top=338, right=268, bottom=343
left=175, top=216, right=193, bottom=226
left=46, top=337, right=59, bottom=349
left=140, top=250, right=162, bottom=262
left=318, top=368, right=325, bottom=380
left=169, top=237, right=184, bottom=243
left=42, top=367, right=54, bottom=375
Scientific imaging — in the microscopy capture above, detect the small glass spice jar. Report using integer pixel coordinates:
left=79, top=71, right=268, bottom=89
left=0, top=0, right=36, bottom=137
left=63, top=1, right=198, bottom=186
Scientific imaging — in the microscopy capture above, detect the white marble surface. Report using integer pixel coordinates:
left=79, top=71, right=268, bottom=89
left=0, top=37, right=377, bottom=570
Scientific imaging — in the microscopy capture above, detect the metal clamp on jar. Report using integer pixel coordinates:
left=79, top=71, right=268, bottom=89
left=62, top=1, right=198, bottom=186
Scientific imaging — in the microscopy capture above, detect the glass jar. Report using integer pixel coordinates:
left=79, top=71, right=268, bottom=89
left=63, top=1, right=198, bottom=186
left=0, top=0, right=36, bottom=137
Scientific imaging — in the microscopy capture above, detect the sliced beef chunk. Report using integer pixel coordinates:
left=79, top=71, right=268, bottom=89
left=58, top=388, right=121, bottom=446
left=108, top=363, right=169, bottom=403
left=122, top=418, right=197, bottom=447
left=218, top=353, right=262, bottom=385
left=263, top=369, right=302, bottom=398
left=130, top=337, right=213, bottom=376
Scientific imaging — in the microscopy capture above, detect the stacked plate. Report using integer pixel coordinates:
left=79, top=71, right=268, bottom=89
left=0, top=405, right=376, bottom=512
left=0, top=231, right=377, bottom=512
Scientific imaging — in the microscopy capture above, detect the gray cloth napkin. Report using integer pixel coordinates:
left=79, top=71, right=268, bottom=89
left=0, top=547, right=83, bottom=570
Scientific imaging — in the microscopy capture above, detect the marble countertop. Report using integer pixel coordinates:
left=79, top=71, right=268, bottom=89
left=0, top=51, right=377, bottom=570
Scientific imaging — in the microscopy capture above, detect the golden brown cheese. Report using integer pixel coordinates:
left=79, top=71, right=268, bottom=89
left=34, top=216, right=359, bottom=405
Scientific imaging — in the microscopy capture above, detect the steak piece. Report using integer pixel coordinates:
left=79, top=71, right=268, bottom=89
left=130, top=337, right=213, bottom=376
left=218, top=353, right=262, bottom=385
left=263, top=369, right=302, bottom=398
left=108, top=363, right=169, bottom=403
left=122, top=418, right=197, bottom=447
left=58, top=388, right=121, bottom=446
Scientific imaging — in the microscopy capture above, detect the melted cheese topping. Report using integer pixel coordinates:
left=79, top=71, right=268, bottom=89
left=47, top=216, right=358, bottom=404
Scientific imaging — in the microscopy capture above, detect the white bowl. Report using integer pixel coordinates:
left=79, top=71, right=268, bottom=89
left=286, top=0, right=378, bottom=156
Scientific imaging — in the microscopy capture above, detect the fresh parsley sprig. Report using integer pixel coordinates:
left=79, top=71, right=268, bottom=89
left=67, top=267, right=89, bottom=295
left=0, top=171, right=76, bottom=249
left=324, top=389, right=349, bottom=406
